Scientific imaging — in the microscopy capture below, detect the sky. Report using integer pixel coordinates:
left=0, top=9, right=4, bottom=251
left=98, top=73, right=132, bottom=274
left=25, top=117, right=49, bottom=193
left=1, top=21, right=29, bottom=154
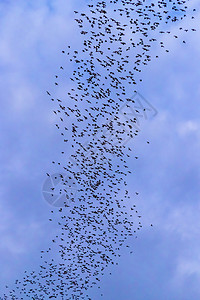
left=0, top=0, right=200, bottom=299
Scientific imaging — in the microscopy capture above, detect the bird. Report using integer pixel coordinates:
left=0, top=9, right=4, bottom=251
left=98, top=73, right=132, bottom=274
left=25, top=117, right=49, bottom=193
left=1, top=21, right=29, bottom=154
left=5, top=0, right=197, bottom=299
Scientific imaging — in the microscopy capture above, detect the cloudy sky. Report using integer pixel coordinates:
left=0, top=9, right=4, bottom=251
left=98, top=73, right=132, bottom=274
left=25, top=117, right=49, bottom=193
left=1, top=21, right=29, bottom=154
left=0, top=0, right=200, bottom=299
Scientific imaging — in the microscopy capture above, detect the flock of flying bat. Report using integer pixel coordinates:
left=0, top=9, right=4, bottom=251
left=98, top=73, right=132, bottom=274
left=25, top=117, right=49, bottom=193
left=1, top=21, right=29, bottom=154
left=3, top=0, right=197, bottom=299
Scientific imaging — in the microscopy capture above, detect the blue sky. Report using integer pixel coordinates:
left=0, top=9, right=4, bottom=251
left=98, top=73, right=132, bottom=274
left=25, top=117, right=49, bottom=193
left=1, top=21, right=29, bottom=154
left=0, top=0, right=200, bottom=299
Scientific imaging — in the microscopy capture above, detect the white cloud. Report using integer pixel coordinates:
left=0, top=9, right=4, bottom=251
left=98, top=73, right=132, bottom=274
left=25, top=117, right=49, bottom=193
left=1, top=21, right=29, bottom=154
left=177, top=120, right=200, bottom=136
